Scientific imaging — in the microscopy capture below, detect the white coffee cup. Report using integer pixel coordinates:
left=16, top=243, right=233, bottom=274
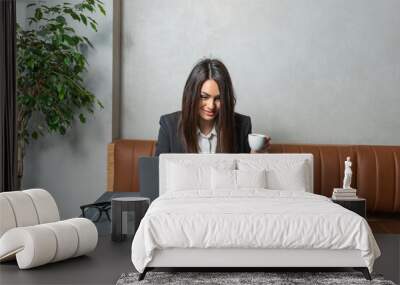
left=248, top=133, right=267, bottom=151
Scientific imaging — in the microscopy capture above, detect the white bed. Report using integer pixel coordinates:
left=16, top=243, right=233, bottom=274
left=131, top=154, right=380, bottom=280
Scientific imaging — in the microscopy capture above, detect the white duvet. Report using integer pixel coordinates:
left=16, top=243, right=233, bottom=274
left=131, top=190, right=380, bottom=273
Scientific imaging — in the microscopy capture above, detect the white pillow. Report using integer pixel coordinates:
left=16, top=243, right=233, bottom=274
left=211, top=169, right=267, bottom=190
left=266, top=161, right=308, bottom=191
left=237, top=169, right=267, bottom=188
left=166, top=160, right=235, bottom=192
left=237, top=158, right=309, bottom=192
left=211, top=168, right=236, bottom=190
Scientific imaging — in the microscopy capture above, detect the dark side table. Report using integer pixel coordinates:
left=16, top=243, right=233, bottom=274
left=111, top=197, right=150, bottom=242
left=331, top=197, right=366, bottom=218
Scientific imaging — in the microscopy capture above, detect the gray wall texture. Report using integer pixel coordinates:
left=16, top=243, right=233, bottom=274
left=18, top=0, right=400, bottom=218
left=18, top=0, right=113, bottom=219
left=121, top=0, right=400, bottom=145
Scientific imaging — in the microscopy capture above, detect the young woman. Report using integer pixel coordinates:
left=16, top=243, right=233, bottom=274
left=155, top=58, right=270, bottom=156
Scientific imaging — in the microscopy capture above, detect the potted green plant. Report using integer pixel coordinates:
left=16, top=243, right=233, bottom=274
left=16, top=0, right=106, bottom=188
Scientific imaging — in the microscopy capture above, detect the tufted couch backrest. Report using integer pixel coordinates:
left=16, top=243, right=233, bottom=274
left=269, top=145, right=400, bottom=215
left=107, top=140, right=157, bottom=193
left=107, top=140, right=400, bottom=215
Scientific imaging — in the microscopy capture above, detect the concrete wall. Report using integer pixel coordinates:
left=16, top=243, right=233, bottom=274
left=18, top=0, right=113, bottom=219
left=121, top=0, right=400, bottom=145
left=18, top=0, right=400, bottom=218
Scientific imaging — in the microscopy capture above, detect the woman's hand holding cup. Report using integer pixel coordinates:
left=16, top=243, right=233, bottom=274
left=248, top=133, right=271, bottom=153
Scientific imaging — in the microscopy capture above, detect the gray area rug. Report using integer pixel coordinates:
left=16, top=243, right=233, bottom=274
left=116, top=271, right=396, bottom=285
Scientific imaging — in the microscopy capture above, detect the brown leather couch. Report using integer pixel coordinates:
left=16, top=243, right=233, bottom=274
left=107, top=140, right=400, bottom=234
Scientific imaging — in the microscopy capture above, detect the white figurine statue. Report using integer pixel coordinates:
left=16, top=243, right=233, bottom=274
left=343, top=156, right=352, bottom=189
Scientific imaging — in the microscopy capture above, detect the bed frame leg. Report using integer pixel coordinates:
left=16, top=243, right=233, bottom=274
left=354, top=267, right=371, bottom=280
left=138, top=268, right=148, bottom=281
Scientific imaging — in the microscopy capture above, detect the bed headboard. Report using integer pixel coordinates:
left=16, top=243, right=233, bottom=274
left=158, top=153, right=313, bottom=195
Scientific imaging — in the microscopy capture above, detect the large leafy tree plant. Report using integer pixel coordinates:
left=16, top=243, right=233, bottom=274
left=16, top=0, right=105, bottom=188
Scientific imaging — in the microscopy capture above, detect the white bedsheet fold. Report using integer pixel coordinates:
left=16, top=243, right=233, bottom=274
left=131, top=190, right=380, bottom=273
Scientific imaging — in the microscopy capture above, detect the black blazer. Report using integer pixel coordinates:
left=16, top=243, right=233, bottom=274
left=155, top=111, right=252, bottom=156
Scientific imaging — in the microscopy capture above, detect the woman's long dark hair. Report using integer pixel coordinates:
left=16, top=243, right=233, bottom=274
left=179, top=58, right=236, bottom=153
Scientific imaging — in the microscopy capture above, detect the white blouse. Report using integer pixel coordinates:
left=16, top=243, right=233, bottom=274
left=197, top=125, right=217, bottom=154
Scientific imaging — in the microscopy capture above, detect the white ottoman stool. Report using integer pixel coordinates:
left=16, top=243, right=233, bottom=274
left=0, top=189, right=98, bottom=269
